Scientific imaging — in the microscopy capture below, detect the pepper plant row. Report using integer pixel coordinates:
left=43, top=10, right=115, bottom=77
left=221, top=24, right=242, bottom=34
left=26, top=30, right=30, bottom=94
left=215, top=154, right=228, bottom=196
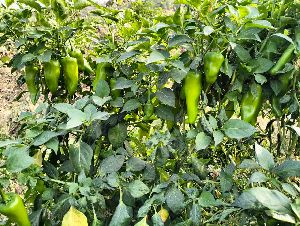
left=0, top=0, right=299, bottom=225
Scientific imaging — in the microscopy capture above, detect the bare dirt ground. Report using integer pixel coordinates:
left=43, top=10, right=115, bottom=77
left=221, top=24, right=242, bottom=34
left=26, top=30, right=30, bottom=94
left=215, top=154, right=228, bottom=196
left=0, top=66, right=35, bottom=137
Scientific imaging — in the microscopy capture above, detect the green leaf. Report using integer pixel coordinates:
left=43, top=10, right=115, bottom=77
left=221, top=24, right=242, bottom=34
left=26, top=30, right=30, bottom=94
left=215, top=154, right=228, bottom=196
left=134, top=216, right=149, bottom=226
left=189, top=203, right=201, bottom=225
left=109, top=200, right=132, bottom=226
left=272, top=160, right=300, bottom=179
left=122, top=99, right=141, bottom=113
left=114, top=77, right=134, bottom=90
left=95, top=80, right=110, bottom=98
left=6, top=147, right=34, bottom=173
left=254, top=74, right=267, bottom=85
left=100, top=155, right=125, bottom=174
left=290, top=125, right=300, bottom=136
left=248, top=172, right=268, bottom=183
left=239, top=159, right=260, bottom=169
left=155, top=105, right=174, bottom=121
left=220, top=164, right=234, bottom=193
left=291, top=198, right=300, bottom=220
left=203, top=26, right=214, bottom=36
left=66, top=109, right=86, bottom=129
left=0, top=139, right=21, bottom=148
left=45, top=137, right=59, bottom=154
left=248, top=58, right=274, bottom=73
left=91, top=111, right=110, bottom=121
left=126, top=157, right=146, bottom=172
left=255, top=143, right=275, bottom=170
left=151, top=213, right=164, bottom=226
left=168, top=35, right=192, bottom=48
left=33, top=131, right=61, bottom=146
left=230, top=43, right=251, bottom=62
left=235, top=187, right=292, bottom=214
left=54, top=103, right=74, bottom=114
left=92, top=96, right=111, bottom=107
left=69, top=141, right=93, bottom=174
left=282, top=183, right=298, bottom=197
left=223, top=119, right=256, bottom=139
left=146, top=51, right=166, bottom=64
left=272, top=33, right=294, bottom=44
left=265, top=210, right=295, bottom=224
left=245, top=20, right=275, bottom=29
left=169, top=68, right=187, bottom=83
left=166, top=187, right=185, bottom=213
left=137, top=198, right=154, bottom=218
left=108, top=123, right=127, bottom=147
left=37, top=50, right=52, bottom=62
left=21, top=53, right=36, bottom=65
left=73, top=0, right=91, bottom=9
left=212, top=131, right=224, bottom=146
left=155, top=88, right=175, bottom=107
left=195, top=132, right=211, bottom=150
left=117, top=51, right=140, bottom=63
left=150, top=22, right=169, bottom=32
left=199, top=191, right=218, bottom=207
left=128, top=180, right=150, bottom=198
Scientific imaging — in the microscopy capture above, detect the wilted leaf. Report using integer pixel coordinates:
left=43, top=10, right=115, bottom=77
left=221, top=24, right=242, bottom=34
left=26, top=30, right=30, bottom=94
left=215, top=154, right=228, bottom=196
left=62, top=206, right=88, bottom=226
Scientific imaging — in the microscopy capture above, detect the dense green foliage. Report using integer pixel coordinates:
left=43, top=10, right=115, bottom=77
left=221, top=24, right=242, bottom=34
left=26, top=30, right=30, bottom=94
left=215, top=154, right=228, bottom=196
left=0, top=0, right=300, bottom=225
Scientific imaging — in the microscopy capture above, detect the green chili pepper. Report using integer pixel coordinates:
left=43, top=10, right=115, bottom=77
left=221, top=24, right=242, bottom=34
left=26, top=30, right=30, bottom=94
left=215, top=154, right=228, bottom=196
left=225, top=101, right=234, bottom=119
left=109, top=78, right=120, bottom=99
left=241, top=84, right=263, bottom=125
left=277, top=71, right=292, bottom=95
left=69, top=49, right=84, bottom=71
left=44, top=60, right=60, bottom=94
left=204, top=51, right=224, bottom=86
left=295, top=27, right=300, bottom=50
left=51, top=0, right=67, bottom=21
left=24, top=65, right=39, bottom=104
left=183, top=70, right=202, bottom=124
left=143, top=101, right=154, bottom=121
left=93, top=62, right=113, bottom=92
left=83, top=58, right=94, bottom=75
left=270, top=44, right=295, bottom=75
left=61, top=56, right=78, bottom=96
left=0, top=191, right=31, bottom=226
left=271, top=96, right=283, bottom=118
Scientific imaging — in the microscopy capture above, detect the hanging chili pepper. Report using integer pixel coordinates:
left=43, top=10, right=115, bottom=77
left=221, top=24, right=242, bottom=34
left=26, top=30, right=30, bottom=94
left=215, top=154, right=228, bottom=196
left=44, top=60, right=60, bottom=94
left=109, top=78, right=120, bottom=99
left=0, top=190, right=31, bottom=226
left=270, top=44, right=295, bottom=75
left=271, top=96, right=283, bottom=118
left=24, top=65, right=39, bottom=104
left=183, top=70, right=202, bottom=124
left=204, top=51, right=224, bottom=87
left=143, top=101, right=154, bottom=121
left=61, top=56, right=78, bottom=96
left=93, top=62, right=113, bottom=92
left=83, top=58, right=94, bottom=75
left=69, top=49, right=84, bottom=71
left=225, top=101, right=235, bottom=119
left=241, top=84, right=263, bottom=125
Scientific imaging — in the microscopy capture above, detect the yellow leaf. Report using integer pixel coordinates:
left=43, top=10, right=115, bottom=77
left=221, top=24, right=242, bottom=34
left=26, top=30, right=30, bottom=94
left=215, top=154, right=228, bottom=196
left=158, top=208, right=169, bottom=223
left=33, top=150, right=43, bottom=167
left=62, top=206, right=88, bottom=226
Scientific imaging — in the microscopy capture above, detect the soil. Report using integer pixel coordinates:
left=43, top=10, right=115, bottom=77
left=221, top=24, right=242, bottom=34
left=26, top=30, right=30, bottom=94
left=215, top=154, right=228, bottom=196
left=0, top=66, right=35, bottom=137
